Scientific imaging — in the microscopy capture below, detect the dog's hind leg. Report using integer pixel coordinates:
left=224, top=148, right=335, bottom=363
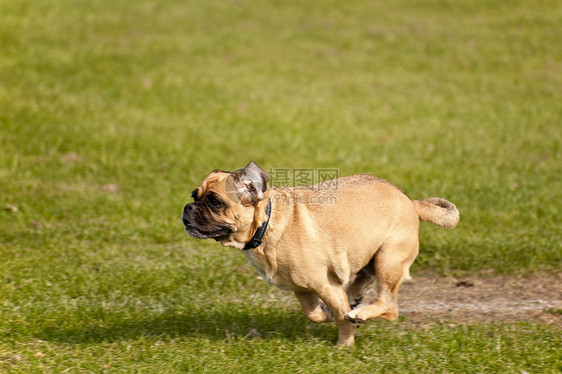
left=346, top=256, right=376, bottom=308
left=346, top=237, right=418, bottom=325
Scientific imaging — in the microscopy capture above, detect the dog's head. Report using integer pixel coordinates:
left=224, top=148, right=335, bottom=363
left=181, top=161, right=270, bottom=248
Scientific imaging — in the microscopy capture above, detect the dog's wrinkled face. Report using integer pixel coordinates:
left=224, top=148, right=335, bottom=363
left=181, top=162, right=269, bottom=246
left=181, top=171, right=234, bottom=241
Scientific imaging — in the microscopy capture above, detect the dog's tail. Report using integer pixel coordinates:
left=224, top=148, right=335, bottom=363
left=412, top=198, right=459, bottom=229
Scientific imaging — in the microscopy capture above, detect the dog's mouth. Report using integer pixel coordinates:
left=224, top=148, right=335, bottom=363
left=184, top=223, right=232, bottom=241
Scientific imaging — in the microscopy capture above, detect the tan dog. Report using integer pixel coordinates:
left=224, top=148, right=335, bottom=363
left=182, top=161, right=459, bottom=346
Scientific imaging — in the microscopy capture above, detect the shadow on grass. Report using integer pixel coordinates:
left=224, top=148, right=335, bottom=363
left=36, top=307, right=335, bottom=345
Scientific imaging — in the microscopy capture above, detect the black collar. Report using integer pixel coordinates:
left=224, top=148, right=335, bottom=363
left=243, top=199, right=272, bottom=250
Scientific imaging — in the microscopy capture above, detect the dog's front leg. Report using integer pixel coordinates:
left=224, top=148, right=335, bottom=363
left=295, top=291, right=334, bottom=323
left=314, top=283, right=357, bottom=347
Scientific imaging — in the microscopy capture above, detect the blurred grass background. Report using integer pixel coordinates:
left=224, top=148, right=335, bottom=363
left=1, top=0, right=561, bottom=372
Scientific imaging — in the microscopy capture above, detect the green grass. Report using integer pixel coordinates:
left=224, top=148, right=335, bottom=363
left=1, top=0, right=561, bottom=372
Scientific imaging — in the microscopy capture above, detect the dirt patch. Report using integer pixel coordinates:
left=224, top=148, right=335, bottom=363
left=363, top=274, right=562, bottom=327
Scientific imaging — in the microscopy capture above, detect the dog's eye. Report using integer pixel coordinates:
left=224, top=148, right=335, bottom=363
left=207, top=195, right=223, bottom=208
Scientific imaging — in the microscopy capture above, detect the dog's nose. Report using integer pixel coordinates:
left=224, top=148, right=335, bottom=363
left=182, top=204, right=194, bottom=226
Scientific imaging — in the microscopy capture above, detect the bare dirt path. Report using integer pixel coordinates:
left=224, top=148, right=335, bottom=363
left=362, top=274, right=562, bottom=327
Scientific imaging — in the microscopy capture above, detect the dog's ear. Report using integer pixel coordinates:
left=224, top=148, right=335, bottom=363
left=228, top=161, right=269, bottom=205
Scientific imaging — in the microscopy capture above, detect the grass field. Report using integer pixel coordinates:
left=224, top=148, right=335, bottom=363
left=1, top=0, right=561, bottom=372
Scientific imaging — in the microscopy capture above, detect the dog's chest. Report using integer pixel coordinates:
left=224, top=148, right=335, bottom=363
left=242, top=250, right=292, bottom=291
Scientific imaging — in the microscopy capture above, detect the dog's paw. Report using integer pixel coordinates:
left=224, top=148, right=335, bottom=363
left=345, top=312, right=366, bottom=327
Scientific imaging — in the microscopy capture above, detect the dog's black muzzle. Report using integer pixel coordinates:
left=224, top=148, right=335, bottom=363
left=182, top=203, right=195, bottom=226
left=181, top=203, right=231, bottom=240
